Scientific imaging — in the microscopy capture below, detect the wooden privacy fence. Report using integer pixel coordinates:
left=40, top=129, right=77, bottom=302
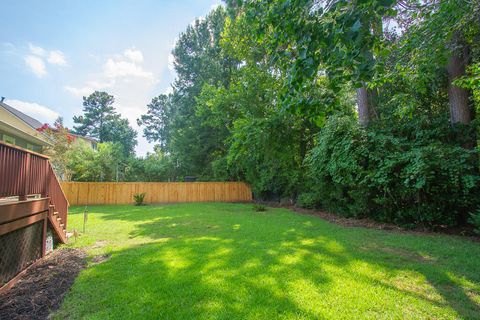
left=60, top=182, right=253, bottom=205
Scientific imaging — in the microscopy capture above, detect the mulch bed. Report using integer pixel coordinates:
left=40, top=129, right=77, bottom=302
left=0, top=248, right=87, bottom=320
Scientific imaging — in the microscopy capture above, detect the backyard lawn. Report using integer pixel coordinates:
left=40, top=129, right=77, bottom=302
left=54, top=203, right=480, bottom=319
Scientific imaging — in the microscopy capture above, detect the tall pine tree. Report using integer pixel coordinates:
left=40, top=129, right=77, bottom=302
left=73, top=91, right=138, bottom=157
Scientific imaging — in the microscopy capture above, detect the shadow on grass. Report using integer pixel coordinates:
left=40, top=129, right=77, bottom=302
left=61, top=204, right=480, bottom=319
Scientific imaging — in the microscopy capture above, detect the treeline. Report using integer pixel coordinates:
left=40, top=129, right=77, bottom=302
left=53, top=1, right=480, bottom=230
left=137, top=1, right=480, bottom=229
left=44, top=92, right=177, bottom=183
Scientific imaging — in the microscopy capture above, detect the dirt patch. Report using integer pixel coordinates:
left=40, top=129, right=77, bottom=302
left=0, top=248, right=87, bottom=320
left=378, top=247, right=435, bottom=263
left=91, top=240, right=108, bottom=248
left=360, top=245, right=436, bottom=263
left=91, top=254, right=111, bottom=265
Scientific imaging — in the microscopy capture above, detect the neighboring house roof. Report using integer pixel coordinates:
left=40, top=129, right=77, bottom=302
left=0, top=101, right=98, bottom=148
left=0, top=101, right=44, bottom=130
left=0, top=100, right=52, bottom=147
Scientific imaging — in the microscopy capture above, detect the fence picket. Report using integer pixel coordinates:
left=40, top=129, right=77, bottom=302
left=59, top=182, right=252, bottom=205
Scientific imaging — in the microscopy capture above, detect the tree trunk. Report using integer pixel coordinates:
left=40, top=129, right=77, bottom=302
left=357, top=86, right=377, bottom=126
left=356, top=15, right=382, bottom=127
left=447, top=54, right=471, bottom=125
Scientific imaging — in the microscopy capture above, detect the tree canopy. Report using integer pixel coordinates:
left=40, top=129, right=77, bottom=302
left=62, top=1, right=480, bottom=230
left=73, top=91, right=138, bottom=157
left=135, top=0, right=480, bottom=229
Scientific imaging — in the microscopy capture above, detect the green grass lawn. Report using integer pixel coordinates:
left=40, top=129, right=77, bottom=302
left=53, top=203, right=480, bottom=320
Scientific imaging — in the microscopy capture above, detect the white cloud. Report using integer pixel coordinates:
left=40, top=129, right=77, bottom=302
left=64, top=80, right=114, bottom=97
left=28, top=43, right=46, bottom=57
left=103, top=48, right=153, bottom=81
left=63, top=47, right=159, bottom=156
left=64, top=86, right=91, bottom=97
left=24, top=43, right=67, bottom=77
left=65, top=48, right=155, bottom=97
left=24, top=55, right=47, bottom=78
left=47, top=50, right=67, bottom=66
left=124, top=48, right=144, bottom=63
left=7, top=99, right=59, bottom=124
left=103, top=58, right=154, bottom=81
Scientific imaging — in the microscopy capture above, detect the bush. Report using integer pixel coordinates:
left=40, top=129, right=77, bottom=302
left=133, top=193, right=146, bottom=206
left=296, top=192, right=320, bottom=209
left=306, top=116, right=480, bottom=228
left=469, top=210, right=480, bottom=235
left=253, top=204, right=267, bottom=212
left=305, top=116, right=371, bottom=218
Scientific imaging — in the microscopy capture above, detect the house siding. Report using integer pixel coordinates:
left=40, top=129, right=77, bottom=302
left=0, top=130, right=43, bottom=153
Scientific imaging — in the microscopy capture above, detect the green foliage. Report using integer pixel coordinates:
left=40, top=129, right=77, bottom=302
left=67, top=141, right=125, bottom=182
left=138, top=7, right=235, bottom=179
left=469, top=209, right=480, bottom=235
left=306, top=116, right=480, bottom=227
left=296, top=192, right=320, bottom=209
left=73, top=91, right=137, bottom=157
left=124, top=147, right=177, bottom=182
left=41, top=117, right=75, bottom=180
left=137, top=95, right=172, bottom=149
left=73, top=91, right=117, bottom=138
left=133, top=193, right=146, bottom=206
left=132, top=1, right=480, bottom=230
left=456, top=63, right=480, bottom=113
left=252, top=203, right=267, bottom=212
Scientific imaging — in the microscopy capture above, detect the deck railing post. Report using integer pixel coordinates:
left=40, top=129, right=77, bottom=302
left=20, top=153, right=31, bottom=201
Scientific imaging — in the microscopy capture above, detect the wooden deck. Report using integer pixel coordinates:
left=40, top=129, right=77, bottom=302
left=0, top=141, right=69, bottom=288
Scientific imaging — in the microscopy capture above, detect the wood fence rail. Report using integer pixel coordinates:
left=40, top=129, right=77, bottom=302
left=60, top=182, right=253, bottom=205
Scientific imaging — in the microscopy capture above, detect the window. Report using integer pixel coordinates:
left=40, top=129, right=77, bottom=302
left=2, top=134, right=15, bottom=145
left=26, top=143, right=35, bottom=151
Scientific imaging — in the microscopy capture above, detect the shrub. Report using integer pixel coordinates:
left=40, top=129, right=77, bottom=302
left=306, top=116, right=480, bottom=228
left=469, top=210, right=480, bottom=235
left=253, top=204, right=267, bottom=212
left=296, top=192, right=320, bottom=209
left=305, top=116, right=371, bottom=218
left=133, top=193, right=146, bottom=206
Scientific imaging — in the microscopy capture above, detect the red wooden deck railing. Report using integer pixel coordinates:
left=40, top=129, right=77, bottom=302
left=0, top=141, right=68, bottom=237
left=47, top=165, right=68, bottom=226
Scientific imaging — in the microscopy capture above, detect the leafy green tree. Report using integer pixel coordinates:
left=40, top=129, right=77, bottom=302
left=67, top=141, right=124, bottom=182
left=73, top=91, right=117, bottom=140
left=138, top=6, right=236, bottom=178
left=73, top=91, right=138, bottom=156
left=135, top=1, right=480, bottom=229
left=137, top=94, right=172, bottom=149
left=227, top=0, right=396, bottom=125
left=397, top=0, right=477, bottom=126
left=103, top=117, right=138, bottom=157
left=38, top=117, right=75, bottom=181
left=125, top=146, right=176, bottom=182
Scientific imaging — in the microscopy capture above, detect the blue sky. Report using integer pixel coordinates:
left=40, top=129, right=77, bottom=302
left=0, top=0, right=221, bottom=155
